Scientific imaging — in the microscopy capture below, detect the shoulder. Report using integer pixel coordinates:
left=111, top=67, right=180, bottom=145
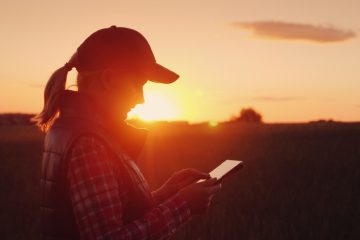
left=71, top=135, right=108, bottom=155
left=68, top=135, right=114, bottom=168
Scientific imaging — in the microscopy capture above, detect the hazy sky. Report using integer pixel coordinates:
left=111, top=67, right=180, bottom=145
left=1, top=0, right=359, bottom=123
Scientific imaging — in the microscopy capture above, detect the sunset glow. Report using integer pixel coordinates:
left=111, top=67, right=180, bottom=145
left=128, top=91, right=179, bottom=121
left=0, top=0, right=359, bottom=123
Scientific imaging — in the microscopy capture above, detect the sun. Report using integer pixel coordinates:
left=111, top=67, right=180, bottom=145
left=127, top=91, right=179, bottom=121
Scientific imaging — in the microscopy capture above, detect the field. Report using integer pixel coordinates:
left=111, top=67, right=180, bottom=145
left=1, top=122, right=359, bottom=239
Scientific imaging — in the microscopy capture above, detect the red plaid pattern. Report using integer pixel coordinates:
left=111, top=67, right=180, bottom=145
left=67, top=136, right=192, bottom=240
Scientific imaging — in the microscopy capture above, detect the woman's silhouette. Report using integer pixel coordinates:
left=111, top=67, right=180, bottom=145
left=34, top=26, right=221, bottom=240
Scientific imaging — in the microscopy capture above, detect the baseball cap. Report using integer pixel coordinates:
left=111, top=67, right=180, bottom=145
left=75, top=26, right=179, bottom=84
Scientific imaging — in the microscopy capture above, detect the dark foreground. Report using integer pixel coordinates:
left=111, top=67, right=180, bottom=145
left=1, top=122, right=359, bottom=239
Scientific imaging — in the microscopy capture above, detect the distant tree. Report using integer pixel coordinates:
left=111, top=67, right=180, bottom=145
left=230, top=108, right=263, bottom=123
left=308, top=119, right=336, bottom=124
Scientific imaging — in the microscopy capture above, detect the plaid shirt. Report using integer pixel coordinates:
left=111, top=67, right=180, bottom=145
left=67, top=136, right=192, bottom=240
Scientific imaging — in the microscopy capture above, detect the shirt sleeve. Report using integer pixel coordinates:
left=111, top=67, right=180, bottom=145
left=67, top=136, right=192, bottom=240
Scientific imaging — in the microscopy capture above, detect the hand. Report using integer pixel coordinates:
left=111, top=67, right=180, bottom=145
left=166, top=168, right=210, bottom=192
left=178, top=178, right=222, bottom=215
left=153, top=168, right=210, bottom=203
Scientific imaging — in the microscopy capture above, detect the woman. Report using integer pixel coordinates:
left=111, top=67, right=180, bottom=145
left=34, top=26, right=221, bottom=240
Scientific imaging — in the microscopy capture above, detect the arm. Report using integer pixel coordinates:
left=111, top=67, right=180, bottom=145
left=67, top=136, right=192, bottom=240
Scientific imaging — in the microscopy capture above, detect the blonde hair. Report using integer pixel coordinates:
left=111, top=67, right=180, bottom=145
left=32, top=53, right=78, bottom=132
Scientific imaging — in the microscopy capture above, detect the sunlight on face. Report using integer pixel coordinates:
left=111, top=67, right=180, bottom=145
left=127, top=91, right=178, bottom=121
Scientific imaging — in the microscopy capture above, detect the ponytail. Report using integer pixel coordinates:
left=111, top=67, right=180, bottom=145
left=32, top=54, right=77, bottom=132
left=32, top=65, right=70, bottom=132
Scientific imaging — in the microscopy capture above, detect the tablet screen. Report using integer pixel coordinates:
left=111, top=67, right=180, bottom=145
left=210, top=160, right=242, bottom=180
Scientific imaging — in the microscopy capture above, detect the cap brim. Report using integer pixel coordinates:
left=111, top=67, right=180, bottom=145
left=148, top=63, right=179, bottom=84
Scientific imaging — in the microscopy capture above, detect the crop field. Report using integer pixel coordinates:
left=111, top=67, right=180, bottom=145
left=1, top=122, right=359, bottom=239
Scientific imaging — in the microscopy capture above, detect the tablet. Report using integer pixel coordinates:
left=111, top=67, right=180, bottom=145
left=198, top=160, right=243, bottom=183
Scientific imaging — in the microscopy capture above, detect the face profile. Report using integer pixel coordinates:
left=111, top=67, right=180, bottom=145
left=96, top=69, right=148, bottom=120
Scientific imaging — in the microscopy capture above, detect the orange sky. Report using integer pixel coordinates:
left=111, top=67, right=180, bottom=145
left=1, top=0, right=359, bottom=123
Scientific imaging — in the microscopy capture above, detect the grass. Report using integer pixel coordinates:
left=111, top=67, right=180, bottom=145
left=0, top=125, right=43, bottom=239
left=0, top=122, right=359, bottom=239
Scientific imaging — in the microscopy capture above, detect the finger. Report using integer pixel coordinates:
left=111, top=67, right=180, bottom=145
left=198, top=177, right=218, bottom=186
left=172, top=169, right=209, bottom=183
left=176, top=170, right=210, bottom=188
left=174, top=179, right=196, bottom=190
left=205, top=183, right=222, bottom=195
left=178, top=177, right=199, bottom=188
left=209, top=195, right=214, bottom=201
left=184, top=168, right=210, bottom=180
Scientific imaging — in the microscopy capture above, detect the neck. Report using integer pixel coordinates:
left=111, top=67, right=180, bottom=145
left=59, top=90, right=148, bottom=160
left=79, top=89, right=130, bottom=126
